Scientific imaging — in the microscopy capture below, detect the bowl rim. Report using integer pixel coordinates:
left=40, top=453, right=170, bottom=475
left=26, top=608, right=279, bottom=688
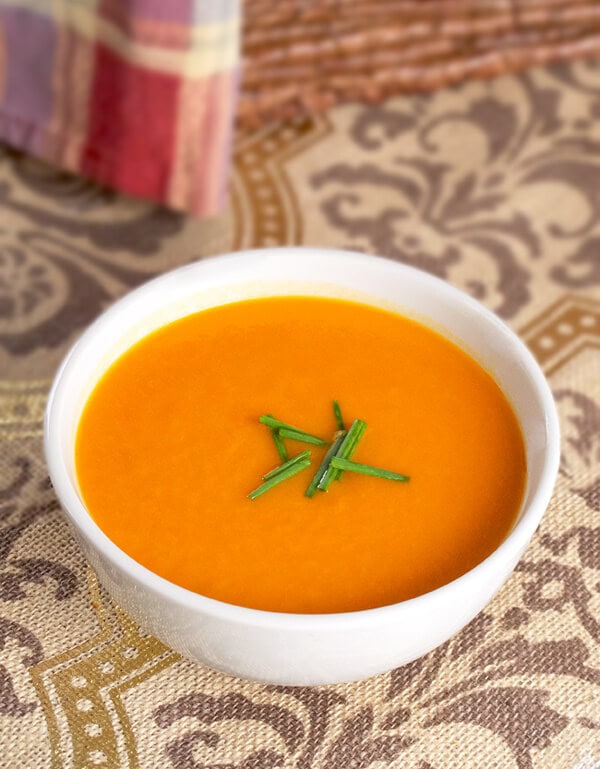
left=44, top=247, right=561, bottom=630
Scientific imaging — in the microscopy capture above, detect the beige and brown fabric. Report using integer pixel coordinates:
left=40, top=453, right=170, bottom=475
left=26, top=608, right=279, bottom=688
left=1, top=59, right=600, bottom=769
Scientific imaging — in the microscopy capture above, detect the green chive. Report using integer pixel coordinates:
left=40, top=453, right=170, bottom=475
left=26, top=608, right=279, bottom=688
left=305, top=432, right=346, bottom=498
left=329, top=418, right=367, bottom=485
left=259, top=415, right=328, bottom=445
left=278, top=427, right=329, bottom=446
left=330, top=457, right=410, bottom=482
left=263, top=450, right=311, bottom=481
left=333, top=400, right=345, bottom=431
left=271, top=428, right=288, bottom=461
left=248, top=458, right=312, bottom=500
left=259, top=415, right=312, bottom=433
left=317, top=419, right=366, bottom=491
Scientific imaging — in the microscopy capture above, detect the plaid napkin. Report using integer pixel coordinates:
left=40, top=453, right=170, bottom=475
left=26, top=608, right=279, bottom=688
left=0, top=0, right=240, bottom=216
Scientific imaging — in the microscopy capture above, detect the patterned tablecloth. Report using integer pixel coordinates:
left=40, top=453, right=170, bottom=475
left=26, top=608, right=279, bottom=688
left=1, top=60, right=600, bottom=769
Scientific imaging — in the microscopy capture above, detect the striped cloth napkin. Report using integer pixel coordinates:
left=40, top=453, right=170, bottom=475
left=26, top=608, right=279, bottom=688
left=0, top=0, right=240, bottom=216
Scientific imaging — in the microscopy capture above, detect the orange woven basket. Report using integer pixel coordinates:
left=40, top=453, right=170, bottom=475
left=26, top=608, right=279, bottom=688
left=239, top=0, right=600, bottom=126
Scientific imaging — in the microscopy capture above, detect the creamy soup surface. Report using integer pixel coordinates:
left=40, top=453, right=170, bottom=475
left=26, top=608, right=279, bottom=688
left=76, top=297, right=526, bottom=613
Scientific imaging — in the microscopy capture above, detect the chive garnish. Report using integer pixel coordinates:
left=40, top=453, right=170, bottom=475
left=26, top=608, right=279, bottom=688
left=248, top=458, right=312, bottom=500
left=320, top=418, right=367, bottom=489
left=271, top=428, right=288, bottom=461
left=263, top=450, right=311, bottom=481
left=259, top=415, right=328, bottom=445
left=333, top=400, right=345, bottom=431
left=330, top=457, right=410, bottom=482
left=305, top=432, right=346, bottom=498
left=278, top=427, right=329, bottom=446
left=259, top=415, right=315, bottom=434
left=250, top=402, right=411, bottom=500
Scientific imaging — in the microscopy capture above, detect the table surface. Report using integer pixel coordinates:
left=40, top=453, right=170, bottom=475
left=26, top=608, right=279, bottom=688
left=1, top=59, right=599, bottom=769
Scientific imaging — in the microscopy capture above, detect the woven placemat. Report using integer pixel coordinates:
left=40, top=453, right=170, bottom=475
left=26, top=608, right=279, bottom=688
left=1, top=59, right=599, bottom=768
left=239, top=0, right=600, bottom=127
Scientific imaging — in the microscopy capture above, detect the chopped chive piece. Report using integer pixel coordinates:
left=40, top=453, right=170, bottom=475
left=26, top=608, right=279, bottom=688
left=329, top=418, right=367, bottom=484
left=263, top=450, right=311, bottom=480
left=271, top=428, right=288, bottom=461
left=333, top=400, right=345, bottom=431
left=248, top=458, right=312, bottom=500
left=330, top=457, right=410, bottom=482
left=278, top=427, right=329, bottom=446
left=259, top=415, right=311, bottom=433
left=305, top=432, right=346, bottom=498
left=318, top=419, right=366, bottom=491
left=259, top=415, right=328, bottom=445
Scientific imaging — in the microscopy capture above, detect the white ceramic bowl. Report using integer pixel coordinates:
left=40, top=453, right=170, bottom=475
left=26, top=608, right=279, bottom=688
left=45, top=248, right=560, bottom=685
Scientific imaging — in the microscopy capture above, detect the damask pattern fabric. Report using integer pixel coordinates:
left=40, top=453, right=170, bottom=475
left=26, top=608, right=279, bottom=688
left=0, top=0, right=239, bottom=216
left=1, top=59, right=600, bottom=768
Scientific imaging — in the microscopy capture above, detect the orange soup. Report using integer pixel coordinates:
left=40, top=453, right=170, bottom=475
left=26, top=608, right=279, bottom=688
left=76, top=297, right=526, bottom=613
